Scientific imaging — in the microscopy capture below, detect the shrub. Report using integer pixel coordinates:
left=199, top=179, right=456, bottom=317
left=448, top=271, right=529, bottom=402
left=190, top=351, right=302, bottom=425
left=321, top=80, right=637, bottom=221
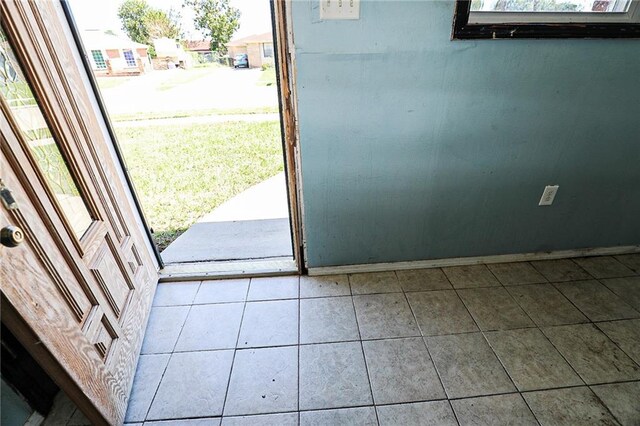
left=261, top=58, right=274, bottom=71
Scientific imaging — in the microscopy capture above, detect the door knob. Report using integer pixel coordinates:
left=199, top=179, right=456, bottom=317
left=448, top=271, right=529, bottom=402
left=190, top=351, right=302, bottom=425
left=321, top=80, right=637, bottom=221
left=1, top=225, right=24, bottom=247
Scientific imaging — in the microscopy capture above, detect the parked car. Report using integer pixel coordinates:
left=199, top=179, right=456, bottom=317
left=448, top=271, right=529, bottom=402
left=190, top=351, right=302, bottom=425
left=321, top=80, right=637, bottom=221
left=233, top=54, right=248, bottom=68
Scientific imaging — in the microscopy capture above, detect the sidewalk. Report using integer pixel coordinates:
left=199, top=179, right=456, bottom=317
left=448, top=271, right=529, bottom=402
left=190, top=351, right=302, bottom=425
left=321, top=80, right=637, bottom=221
left=114, top=113, right=279, bottom=128
left=161, top=173, right=291, bottom=264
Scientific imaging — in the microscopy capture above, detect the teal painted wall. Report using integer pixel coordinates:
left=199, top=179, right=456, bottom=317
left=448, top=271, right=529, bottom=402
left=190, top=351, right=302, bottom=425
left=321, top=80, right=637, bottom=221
left=292, top=1, right=640, bottom=267
left=1, top=378, right=33, bottom=426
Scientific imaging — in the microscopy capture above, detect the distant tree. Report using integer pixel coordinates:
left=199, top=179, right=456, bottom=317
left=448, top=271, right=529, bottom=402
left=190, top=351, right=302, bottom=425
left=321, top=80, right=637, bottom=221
left=117, top=0, right=182, bottom=58
left=144, top=7, right=182, bottom=40
left=117, top=0, right=150, bottom=44
left=183, top=0, right=241, bottom=54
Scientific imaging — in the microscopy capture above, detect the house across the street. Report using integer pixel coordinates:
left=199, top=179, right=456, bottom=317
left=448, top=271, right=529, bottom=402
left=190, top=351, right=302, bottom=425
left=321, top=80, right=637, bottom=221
left=226, top=32, right=274, bottom=68
left=185, top=40, right=214, bottom=63
left=81, top=30, right=151, bottom=76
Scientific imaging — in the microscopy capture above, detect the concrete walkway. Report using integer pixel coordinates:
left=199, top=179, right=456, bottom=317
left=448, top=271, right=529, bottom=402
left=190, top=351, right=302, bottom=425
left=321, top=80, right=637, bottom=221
left=199, top=173, right=289, bottom=223
left=162, top=172, right=291, bottom=264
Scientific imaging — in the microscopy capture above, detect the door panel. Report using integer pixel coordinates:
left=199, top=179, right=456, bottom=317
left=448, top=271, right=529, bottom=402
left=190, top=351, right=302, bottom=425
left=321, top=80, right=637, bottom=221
left=0, top=1, right=158, bottom=424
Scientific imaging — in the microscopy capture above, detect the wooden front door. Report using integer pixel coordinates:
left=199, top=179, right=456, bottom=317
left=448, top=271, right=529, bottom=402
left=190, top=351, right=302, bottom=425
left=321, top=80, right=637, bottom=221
left=0, top=1, right=158, bottom=424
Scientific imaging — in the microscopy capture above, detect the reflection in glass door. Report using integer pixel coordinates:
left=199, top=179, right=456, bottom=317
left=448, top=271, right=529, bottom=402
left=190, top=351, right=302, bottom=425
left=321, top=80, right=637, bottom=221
left=1, top=27, right=93, bottom=238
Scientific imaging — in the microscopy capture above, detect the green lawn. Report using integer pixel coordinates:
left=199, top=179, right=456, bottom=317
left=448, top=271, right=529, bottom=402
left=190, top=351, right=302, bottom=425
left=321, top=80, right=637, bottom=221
left=117, top=120, right=284, bottom=250
left=257, top=68, right=276, bottom=87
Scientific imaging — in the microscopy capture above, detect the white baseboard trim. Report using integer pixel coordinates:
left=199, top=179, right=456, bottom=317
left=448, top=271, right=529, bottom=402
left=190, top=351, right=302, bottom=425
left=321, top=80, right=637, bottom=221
left=307, top=245, right=640, bottom=276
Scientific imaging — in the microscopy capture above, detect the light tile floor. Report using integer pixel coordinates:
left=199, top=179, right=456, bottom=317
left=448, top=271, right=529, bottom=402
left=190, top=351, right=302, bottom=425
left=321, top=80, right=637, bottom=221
left=126, top=254, right=640, bottom=425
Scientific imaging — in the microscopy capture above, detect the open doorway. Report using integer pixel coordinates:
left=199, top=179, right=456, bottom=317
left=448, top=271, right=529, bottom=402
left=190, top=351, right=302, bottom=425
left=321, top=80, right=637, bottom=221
left=64, top=0, right=297, bottom=274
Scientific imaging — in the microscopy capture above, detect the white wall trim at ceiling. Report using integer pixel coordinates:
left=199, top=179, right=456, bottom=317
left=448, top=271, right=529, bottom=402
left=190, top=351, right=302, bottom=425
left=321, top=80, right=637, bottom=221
left=307, top=245, right=640, bottom=276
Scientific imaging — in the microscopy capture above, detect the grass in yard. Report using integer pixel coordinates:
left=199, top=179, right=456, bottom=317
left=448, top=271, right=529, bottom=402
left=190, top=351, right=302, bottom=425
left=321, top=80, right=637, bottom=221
left=111, top=105, right=279, bottom=122
left=194, top=62, right=222, bottom=69
left=117, top=120, right=284, bottom=250
left=97, top=77, right=130, bottom=90
left=257, top=68, right=276, bottom=87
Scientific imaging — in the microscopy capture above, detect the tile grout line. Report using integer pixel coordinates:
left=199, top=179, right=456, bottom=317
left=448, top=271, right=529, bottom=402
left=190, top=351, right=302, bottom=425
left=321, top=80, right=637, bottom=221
left=542, top=279, right=640, bottom=371
left=399, top=271, right=451, bottom=415
left=139, top=376, right=640, bottom=424
left=143, top=415, right=222, bottom=423
left=297, top=278, right=301, bottom=416
left=598, top=274, right=640, bottom=294
left=501, top=283, right=588, bottom=329
left=589, top=376, right=640, bottom=426
left=611, top=254, right=640, bottom=275
left=348, top=273, right=380, bottom=426
left=134, top=325, right=578, bottom=356
left=487, top=261, right=550, bottom=286
left=477, top=336, right=541, bottom=425
left=502, top=270, right=640, bottom=389
left=139, top=352, right=172, bottom=423
left=493, top=264, right=640, bottom=372
left=141, top=284, right=199, bottom=423
left=594, top=276, right=640, bottom=319
left=551, top=278, right=640, bottom=322
left=477, top=266, right=580, bottom=425
left=484, top=262, right=541, bottom=329
left=592, top=322, right=640, bottom=370
left=586, top=387, right=629, bottom=426
left=487, top=261, right=639, bottom=425
left=448, top=275, right=526, bottom=406
left=569, top=256, right=636, bottom=281
left=538, top=324, right=595, bottom=388
left=531, top=257, right=595, bottom=283
left=346, top=263, right=639, bottom=422
left=154, top=282, right=581, bottom=306
left=141, top=260, right=640, bottom=423
left=220, top=279, right=252, bottom=418
left=444, top=399, right=462, bottom=426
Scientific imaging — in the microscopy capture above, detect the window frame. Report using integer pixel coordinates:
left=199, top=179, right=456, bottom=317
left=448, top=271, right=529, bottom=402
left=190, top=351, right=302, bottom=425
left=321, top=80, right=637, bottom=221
left=452, top=0, right=640, bottom=39
left=262, top=42, right=274, bottom=58
left=122, top=48, right=136, bottom=67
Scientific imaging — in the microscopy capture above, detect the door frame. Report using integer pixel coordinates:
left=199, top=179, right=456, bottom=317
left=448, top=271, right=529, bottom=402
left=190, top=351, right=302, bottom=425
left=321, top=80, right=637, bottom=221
left=61, top=0, right=306, bottom=277
left=272, top=0, right=306, bottom=275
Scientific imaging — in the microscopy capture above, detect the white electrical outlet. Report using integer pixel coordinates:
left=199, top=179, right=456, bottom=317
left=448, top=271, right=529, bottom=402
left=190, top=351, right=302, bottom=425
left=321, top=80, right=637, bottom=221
left=320, top=0, right=360, bottom=20
left=539, top=185, right=559, bottom=206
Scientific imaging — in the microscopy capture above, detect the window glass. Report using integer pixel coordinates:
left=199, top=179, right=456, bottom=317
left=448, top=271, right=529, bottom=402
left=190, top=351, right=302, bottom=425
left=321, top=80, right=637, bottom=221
left=263, top=43, right=274, bottom=58
left=123, top=49, right=136, bottom=67
left=0, top=27, right=93, bottom=238
left=471, top=0, right=632, bottom=12
left=91, top=50, right=107, bottom=69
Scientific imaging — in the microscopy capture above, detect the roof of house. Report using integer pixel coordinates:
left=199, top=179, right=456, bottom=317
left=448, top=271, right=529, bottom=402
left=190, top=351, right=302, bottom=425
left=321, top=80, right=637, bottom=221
left=227, top=32, right=273, bottom=47
left=185, top=40, right=211, bottom=52
left=82, top=30, right=148, bottom=50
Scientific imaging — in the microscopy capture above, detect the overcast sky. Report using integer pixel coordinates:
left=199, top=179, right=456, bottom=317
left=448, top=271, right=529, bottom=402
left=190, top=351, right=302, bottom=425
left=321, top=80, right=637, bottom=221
left=67, top=0, right=272, bottom=40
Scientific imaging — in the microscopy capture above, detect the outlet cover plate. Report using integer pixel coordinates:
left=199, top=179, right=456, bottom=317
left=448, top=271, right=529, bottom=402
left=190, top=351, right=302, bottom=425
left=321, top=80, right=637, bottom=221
left=320, top=0, right=360, bottom=20
left=539, top=185, right=559, bottom=206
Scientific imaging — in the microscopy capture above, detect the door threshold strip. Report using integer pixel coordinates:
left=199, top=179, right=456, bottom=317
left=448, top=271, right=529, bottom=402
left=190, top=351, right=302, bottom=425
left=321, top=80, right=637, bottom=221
left=159, top=257, right=298, bottom=282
